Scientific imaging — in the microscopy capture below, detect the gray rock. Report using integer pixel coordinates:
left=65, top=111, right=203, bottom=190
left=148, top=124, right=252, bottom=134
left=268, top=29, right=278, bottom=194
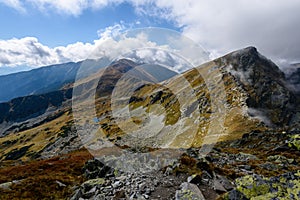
left=112, top=181, right=122, bottom=188
left=215, top=175, right=234, bottom=191
left=227, top=190, right=248, bottom=200
left=187, top=174, right=202, bottom=184
left=56, top=180, right=66, bottom=187
left=175, top=182, right=205, bottom=200
left=0, top=180, right=22, bottom=191
left=213, top=179, right=227, bottom=192
left=70, top=189, right=82, bottom=200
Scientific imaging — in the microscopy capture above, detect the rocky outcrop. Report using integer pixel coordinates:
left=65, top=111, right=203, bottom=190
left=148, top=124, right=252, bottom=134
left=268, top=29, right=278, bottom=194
left=226, top=171, right=300, bottom=199
left=219, top=47, right=296, bottom=126
left=71, top=128, right=300, bottom=200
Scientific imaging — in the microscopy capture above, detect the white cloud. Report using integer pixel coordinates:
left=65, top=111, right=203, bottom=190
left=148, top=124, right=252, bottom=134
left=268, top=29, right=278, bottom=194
left=0, top=25, right=208, bottom=75
left=0, top=37, right=58, bottom=66
left=0, top=0, right=25, bottom=12
left=134, top=0, right=300, bottom=62
left=27, top=0, right=89, bottom=16
left=1, top=0, right=299, bottom=65
left=0, top=0, right=122, bottom=16
left=97, top=23, right=126, bottom=39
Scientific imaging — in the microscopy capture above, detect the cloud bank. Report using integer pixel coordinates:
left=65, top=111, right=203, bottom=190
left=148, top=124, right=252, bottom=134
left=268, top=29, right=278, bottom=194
left=0, top=36, right=94, bottom=67
left=0, top=25, right=208, bottom=73
left=135, top=0, right=300, bottom=62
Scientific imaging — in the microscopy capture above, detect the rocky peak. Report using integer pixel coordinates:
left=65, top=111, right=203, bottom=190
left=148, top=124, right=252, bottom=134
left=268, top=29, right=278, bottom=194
left=109, top=59, right=138, bottom=73
left=223, top=46, right=285, bottom=82
left=214, top=47, right=296, bottom=127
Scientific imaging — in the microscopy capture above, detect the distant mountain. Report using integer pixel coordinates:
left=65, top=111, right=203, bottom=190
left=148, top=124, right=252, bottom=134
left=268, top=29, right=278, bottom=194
left=0, top=66, right=33, bottom=76
left=0, top=59, right=177, bottom=136
left=0, top=58, right=111, bottom=103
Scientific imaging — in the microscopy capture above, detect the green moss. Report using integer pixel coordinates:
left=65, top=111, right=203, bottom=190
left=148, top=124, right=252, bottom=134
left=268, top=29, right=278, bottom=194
left=178, top=189, right=194, bottom=200
left=236, top=175, right=270, bottom=199
left=288, top=134, right=300, bottom=150
left=114, top=169, right=119, bottom=177
left=252, top=192, right=278, bottom=200
left=233, top=172, right=300, bottom=200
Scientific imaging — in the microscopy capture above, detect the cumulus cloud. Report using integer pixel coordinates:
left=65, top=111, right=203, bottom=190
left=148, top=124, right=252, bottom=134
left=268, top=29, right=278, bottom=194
left=134, top=0, right=300, bottom=63
left=0, top=25, right=208, bottom=73
left=1, top=0, right=299, bottom=65
left=0, top=0, right=25, bottom=12
left=0, top=37, right=58, bottom=66
left=0, top=24, right=126, bottom=67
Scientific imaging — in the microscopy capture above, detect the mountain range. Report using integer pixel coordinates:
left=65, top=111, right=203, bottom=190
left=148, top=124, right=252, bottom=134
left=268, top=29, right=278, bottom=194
left=0, top=58, right=113, bottom=103
left=0, top=47, right=299, bottom=199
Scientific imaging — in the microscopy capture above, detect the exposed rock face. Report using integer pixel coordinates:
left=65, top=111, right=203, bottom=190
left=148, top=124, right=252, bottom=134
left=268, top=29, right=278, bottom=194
left=219, top=47, right=296, bottom=126
left=71, top=159, right=187, bottom=200
left=285, top=65, right=300, bottom=129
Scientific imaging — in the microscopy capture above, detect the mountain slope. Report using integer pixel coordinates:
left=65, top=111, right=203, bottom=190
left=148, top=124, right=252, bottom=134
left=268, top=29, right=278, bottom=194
left=102, top=47, right=299, bottom=149
left=0, top=66, right=33, bottom=76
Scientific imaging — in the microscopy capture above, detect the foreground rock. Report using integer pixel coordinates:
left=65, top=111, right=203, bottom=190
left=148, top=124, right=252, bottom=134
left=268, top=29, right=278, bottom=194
left=70, top=129, right=300, bottom=200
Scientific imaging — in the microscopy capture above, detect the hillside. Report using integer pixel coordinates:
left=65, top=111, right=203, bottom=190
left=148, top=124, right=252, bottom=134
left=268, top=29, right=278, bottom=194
left=84, top=47, right=298, bottom=150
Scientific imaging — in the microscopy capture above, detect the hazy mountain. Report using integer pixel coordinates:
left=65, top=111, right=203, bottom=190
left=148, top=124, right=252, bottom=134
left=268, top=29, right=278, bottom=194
left=0, top=66, right=33, bottom=76
left=0, top=58, right=111, bottom=103
left=0, top=59, right=177, bottom=136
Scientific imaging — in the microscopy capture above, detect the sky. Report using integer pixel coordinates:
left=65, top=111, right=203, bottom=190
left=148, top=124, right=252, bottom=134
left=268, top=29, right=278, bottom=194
left=0, top=0, right=300, bottom=73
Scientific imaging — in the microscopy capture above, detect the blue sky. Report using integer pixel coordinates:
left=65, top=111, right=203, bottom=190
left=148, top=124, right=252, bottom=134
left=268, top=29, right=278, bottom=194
left=0, top=0, right=299, bottom=73
left=0, top=2, right=177, bottom=47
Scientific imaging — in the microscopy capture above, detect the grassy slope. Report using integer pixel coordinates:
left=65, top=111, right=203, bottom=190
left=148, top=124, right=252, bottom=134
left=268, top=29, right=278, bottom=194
left=0, top=110, right=73, bottom=162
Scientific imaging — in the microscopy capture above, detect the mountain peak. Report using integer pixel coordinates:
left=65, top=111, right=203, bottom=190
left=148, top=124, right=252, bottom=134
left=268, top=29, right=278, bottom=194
left=110, top=58, right=137, bottom=67
left=220, top=46, right=284, bottom=79
left=227, top=46, right=259, bottom=61
left=240, top=46, right=258, bottom=54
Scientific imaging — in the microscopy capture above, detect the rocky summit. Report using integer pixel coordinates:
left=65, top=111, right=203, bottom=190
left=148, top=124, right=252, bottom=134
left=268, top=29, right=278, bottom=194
left=0, top=47, right=299, bottom=199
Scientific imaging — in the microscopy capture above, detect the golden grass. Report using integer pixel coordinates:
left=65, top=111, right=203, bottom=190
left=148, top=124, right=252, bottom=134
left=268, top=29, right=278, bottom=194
left=0, top=111, right=73, bottom=162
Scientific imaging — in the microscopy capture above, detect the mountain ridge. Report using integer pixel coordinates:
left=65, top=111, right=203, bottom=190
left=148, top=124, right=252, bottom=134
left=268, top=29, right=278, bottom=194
left=0, top=47, right=300, bottom=199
